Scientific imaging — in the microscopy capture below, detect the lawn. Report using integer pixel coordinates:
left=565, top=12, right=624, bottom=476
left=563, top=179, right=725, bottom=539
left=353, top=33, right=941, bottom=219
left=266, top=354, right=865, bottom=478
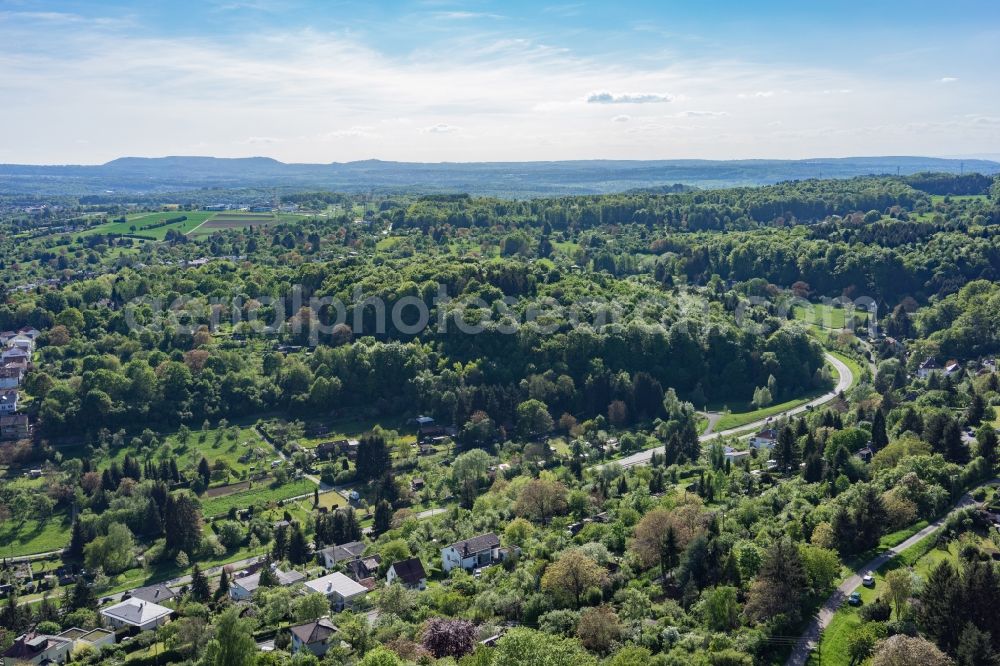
left=793, top=303, right=868, bottom=330
left=200, top=477, right=317, bottom=517
left=0, top=512, right=72, bottom=557
left=296, top=416, right=416, bottom=450
left=78, top=211, right=216, bottom=240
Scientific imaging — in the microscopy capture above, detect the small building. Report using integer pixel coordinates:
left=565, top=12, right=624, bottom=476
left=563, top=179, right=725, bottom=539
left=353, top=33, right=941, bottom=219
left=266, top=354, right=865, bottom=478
left=100, top=598, right=172, bottom=631
left=2, top=632, right=74, bottom=665
left=750, top=429, right=778, bottom=450
left=856, top=446, right=875, bottom=463
left=441, top=532, right=503, bottom=573
left=386, top=558, right=427, bottom=590
left=346, top=555, right=381, bottom=582
left=944, top=360, right=961, bottom=376
left=7, top=335, right=33, bottom=353
left=318, top=540, right=367, bottom=569
left=723, top=446, right=751, bottom=463
left=0, top=365, right=24, bottom=389
left=57, top=627, right=115, bottom=652
left=17, top=327, right=41, bottom=341
left=0, top=413, right=29, bottom=440
left=1, top=347, right=29, bottom=363
left=127, top=583, right=177, bottom=605
left=289, top=618, right=338, bottom=656
left=0, top=389, right=19, bottom=414
left=917, top=357, right=941, bottom=378
left=304, top=572, right=369, bottom=611
left=229, top=567, right=305, bottom=601
left=410, top=477, right=425, bottom=491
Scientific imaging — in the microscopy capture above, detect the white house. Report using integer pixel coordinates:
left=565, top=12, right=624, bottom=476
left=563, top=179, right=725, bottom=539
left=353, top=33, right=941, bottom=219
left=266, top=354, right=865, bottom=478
left=100, top=598, right=172, bottom=631
left=0, top=389, right=18, bottom=414
left=56, top=627, right=115, bottom=653
left=7, top=335, right=34, bottom=353
left=441, top=532, right=502, bottom=573
left=386, top=558, right=427, bottom=590
left=750, top=429, right=778, bottom=450
left=2, top=632, right=74, bottom=664
left=304, top=572, right=368, bottom=610
left=229, top=567, right=305, bottom=601
left=17, top=327, right=41, bottom=341
left=917, top=357, right=940, bottom=378
left=289, top=618, right=338, bottom=656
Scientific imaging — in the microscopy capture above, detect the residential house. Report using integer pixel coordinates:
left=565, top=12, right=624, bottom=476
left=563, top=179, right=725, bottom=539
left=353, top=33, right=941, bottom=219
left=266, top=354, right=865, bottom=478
left=0, top=331, right=15, bottom=346
left=0, top=389, right=19, bottom=414
left=441, top=532, right=503, bottom=573
left=750, top=429, right=778, bottom=450
left=386, top=558, right=427, bottom=590
left=314, top=441, right=339, bottom=461
left=127, top=583, right=177, bottom=605
left=723, top=446, right=751, bottom=463
left=1, top=346, right=29, bottom=363
left=0, top=414, right=29, bottom=440
left=856, top=446, right=875, bottom=463
left=410, top=477, right=425, bottom=492
left=56, top=627, right=115, bottom=653
left=944, top=360, right=962, bottom=376
left=7, top=335, right=34, bottom=353
left=917, top=357, right=941, bottom=378
left=2, top=632, right=74, bottom=665
left=318, top=541, right=366, bottom=569
left=100, top=598, right=172, bottom=631
left=345, top=554, right=381, bottom=582
left=18, top=327, right=41, bottom=341
left=304, top=572, right=369, bottom=610
left=0, top=365, right=24, bottom=389
left=289, top=618, right=338, bottom=657
left=229, top=567, right=305, bottom=601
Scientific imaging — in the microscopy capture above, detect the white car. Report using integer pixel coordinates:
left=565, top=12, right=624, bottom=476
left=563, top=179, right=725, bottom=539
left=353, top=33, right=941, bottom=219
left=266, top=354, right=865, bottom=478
left=862, top=574, right=875, bottom=588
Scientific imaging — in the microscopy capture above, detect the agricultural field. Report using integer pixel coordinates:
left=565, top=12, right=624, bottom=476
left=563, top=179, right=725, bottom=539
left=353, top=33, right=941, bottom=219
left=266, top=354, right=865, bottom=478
left=78, top=211, right=216, bottom=240
left=187, top=211, right=309, bottom=237
left=199, top=477, right=317, bottom=517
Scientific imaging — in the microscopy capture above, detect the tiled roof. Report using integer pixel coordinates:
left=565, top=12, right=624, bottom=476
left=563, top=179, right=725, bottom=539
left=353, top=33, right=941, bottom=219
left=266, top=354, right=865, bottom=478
left=449, top=532, right=500, bottom=556
left=290, top=618, right=338, bottom=645
left=389, top=558, right=427, bottom=585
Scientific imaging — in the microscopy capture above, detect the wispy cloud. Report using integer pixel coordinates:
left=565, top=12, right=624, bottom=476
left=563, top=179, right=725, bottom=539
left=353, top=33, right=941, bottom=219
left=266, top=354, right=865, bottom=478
left=587, top=91, right=673, bottom=104
left=420, top=123, right=460, bottom=134
left=611, top=115, right=631, bottom=123
left=939, top=76, right=959, bottom=83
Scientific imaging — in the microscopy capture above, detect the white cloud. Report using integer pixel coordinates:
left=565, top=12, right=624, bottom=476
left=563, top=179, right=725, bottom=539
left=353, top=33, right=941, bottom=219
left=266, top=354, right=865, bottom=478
left=674, top=110, right=728, bottom=118
left=322, top=126, right=379, bottom=140
left=241, top=136, right=280, bottom=144
left=939, top=77, right=959, bottom=83
left=586, top=91, right=673, bottom=104
left=611, top=114, right=631, bottom=123
left=738, top=90, right=774, bottom=98
left=420, top=123, right=460, bottom=134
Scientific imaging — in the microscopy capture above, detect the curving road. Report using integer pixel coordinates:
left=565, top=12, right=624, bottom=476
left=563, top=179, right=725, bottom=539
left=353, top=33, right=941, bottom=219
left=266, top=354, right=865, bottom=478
left=786, top=478, right=999, bottom=666
left=611, top=352, right=853, bottom=469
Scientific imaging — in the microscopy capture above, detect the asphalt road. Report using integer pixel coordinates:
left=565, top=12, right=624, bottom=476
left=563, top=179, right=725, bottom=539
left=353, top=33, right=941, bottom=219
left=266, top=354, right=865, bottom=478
left=786, top=478, right=998, bottom=666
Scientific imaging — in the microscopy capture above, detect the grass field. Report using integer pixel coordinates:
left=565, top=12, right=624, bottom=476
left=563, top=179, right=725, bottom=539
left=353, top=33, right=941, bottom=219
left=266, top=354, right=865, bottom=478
left=79, top=211, right=216, bottom=240
left=0, top=511, right=72, bottom=557
left=200, top=477, right=317, bottom=517
left=793, top=303, right=868, bottom=330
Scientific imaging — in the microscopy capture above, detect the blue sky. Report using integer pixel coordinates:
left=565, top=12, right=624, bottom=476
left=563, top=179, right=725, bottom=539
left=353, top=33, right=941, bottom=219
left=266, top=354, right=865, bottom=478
left=2, top=0, right=999, bottom=163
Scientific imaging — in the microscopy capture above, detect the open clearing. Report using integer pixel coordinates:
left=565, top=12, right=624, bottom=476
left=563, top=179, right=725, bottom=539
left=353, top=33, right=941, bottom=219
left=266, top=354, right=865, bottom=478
left=79, top=211, right=216, bottom=240
left=187, top=211, right=309, bottom=237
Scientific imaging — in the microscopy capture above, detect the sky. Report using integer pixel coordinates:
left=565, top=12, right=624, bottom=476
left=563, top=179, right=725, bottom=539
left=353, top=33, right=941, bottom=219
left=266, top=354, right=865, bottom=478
left=1, top=0, right=999, bottom=164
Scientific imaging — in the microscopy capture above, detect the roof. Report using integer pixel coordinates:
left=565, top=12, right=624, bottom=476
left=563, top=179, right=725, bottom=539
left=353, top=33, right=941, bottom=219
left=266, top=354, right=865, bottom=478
left=289, top=618, right=338, bottom=645
left=233, top=568, right=305, bottom=593
left=2, top=633, right=72, bottom=659
left=448, top=532, right=500, bottom=556
left=305, top=572, right=369, bottom=598
left=129, top=583, right=177, bottom=604
left=754, top=429, right=778, bottom=440
left=321, top=540, right=366, bottom=563
left=920, top=357, right=940, bottom=368
left=415, top=415, right=435, bottom=424
left=100, top=598, right=172, bottom=626
left=389, top=558, right=427, bottom=585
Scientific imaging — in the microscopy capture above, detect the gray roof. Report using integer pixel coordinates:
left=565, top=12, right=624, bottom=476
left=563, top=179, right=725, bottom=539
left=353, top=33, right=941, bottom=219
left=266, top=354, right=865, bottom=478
left=449, top=532, right=500, bottom=557
left=128, top=583, right=177, bottom=604
left=389, top=558, right=427, bottom=585
left=321, top=540, right=366, bottom=563
left=305, top=572, right=368, bottom=598
left=290, top=618, right=338, bottom=645
left=234, top=568, right=305, bottom=593
left=100, top=598, right=172, bottom=626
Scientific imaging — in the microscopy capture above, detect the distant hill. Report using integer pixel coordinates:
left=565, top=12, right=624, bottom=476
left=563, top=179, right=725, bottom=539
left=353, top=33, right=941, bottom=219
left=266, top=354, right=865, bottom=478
left=0, top=155, right=996, bottom=197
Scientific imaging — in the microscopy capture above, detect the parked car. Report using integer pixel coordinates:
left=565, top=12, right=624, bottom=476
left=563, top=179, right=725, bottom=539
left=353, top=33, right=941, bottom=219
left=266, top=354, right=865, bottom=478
left=862, top=574, right=875, bottom=588
left=848, top=592, right=862, bottom=606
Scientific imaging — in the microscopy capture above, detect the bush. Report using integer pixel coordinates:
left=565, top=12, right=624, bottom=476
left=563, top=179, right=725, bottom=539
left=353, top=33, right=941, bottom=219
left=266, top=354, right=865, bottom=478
left=859, top=598, right=892, bottom=622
